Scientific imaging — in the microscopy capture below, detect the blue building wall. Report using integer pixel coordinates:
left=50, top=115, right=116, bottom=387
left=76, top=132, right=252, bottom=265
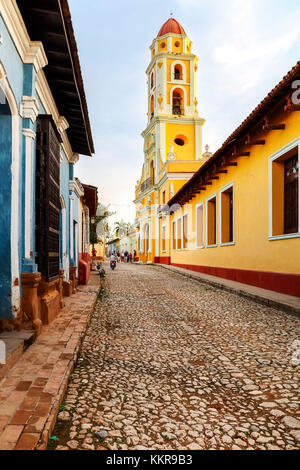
left=0, top=15, right=24, bottom=107
left=0, top=110, right=12, bottom=316
left=0, top=12, right=82, bottom=319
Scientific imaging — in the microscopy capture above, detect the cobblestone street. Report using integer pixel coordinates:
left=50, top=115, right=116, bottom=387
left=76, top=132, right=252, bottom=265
left=51, top=263, right=300, bottom=451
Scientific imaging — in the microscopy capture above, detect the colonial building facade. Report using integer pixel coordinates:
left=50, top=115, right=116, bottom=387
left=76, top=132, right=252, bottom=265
left=135, top=18, right=300, bottom=298
left=134, top=18, right=210, bottom=264
left=0, top=0, right=95, bottom=334
left=162, top=62, right=300, bottom=297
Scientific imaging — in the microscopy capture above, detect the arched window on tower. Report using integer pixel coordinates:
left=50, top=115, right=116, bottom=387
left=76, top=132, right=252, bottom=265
left=174, top=65, right=182, bottom=80
left=150, top=95, right=154, bottom=119
left=172, top=88, right=184, bottom=115
left=150, top=72, right=154, bottom=89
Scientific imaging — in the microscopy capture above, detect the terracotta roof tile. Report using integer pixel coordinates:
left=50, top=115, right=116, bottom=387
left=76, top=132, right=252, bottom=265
left=157, top=18, right=186, bottom=37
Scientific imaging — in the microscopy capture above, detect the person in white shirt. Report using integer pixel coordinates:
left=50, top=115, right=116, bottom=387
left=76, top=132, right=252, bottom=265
left=110, top=253, right=117, bottom=269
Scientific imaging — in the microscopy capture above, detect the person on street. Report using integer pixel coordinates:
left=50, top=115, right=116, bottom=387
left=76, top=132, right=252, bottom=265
left=92, top=247, right=97, bottom=257
left=130, top=252, right=133, bottom=263
left=110, top=252, right=117, bottom=270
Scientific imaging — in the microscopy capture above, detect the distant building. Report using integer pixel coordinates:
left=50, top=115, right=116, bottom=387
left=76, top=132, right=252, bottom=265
left=89, top=203, right=108, bottom=262
left=107, top=238, right=120, bottom=257
left=78, top=182, right=98, bottom=285
left=119, top=229, right=136, bottom=255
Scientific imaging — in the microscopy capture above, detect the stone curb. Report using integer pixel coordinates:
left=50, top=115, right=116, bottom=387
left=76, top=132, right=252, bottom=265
left=36, top=292, right=99, bottom=450
left=151, top=264, right=300, bottom=318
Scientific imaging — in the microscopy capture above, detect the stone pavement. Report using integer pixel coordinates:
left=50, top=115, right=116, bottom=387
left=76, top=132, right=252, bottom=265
left=157, top=264, right=300, bottom=316
left=50, top=263, right=300, bottom=451
left=0, top=272, right=100, bottom=450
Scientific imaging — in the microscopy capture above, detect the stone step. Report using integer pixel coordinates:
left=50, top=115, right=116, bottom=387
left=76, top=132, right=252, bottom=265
left=0, top=330, right=35, bottom=379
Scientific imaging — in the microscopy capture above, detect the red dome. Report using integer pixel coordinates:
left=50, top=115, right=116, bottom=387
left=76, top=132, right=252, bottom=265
left=157, top=18, right=186, bottom=37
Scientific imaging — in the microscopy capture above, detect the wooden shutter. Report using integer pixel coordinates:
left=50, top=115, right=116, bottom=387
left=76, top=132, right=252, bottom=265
left=35, top=115, right=61, bottom=282
left=284, top=154, right=298, bottom=234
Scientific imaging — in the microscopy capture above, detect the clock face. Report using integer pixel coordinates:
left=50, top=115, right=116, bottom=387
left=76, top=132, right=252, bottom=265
left=168, top=152, right=176, bottom=161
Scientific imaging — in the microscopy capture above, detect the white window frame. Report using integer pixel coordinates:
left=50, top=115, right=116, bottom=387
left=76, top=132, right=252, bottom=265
left=176, top=216, right=182, bottom=251
left=182, top=212, right=189, bottom=250
left=172, top=220, right=177, bottom=251
left=195, top=202, right=205, bottom=249
left=220, top=182, right=235, bottom=247
left=268, top=137, right=300, bottom=241
left=161, top=224, right=166, bottom=253
left=150, top=70, right=155, bottom=90
left=206, top=193, right=218, bottom=248
left=170, top=85, right=187, bottom=114
left=147, top=220, right=152, bottom=254
left=171, top=60, right=187, bottom=83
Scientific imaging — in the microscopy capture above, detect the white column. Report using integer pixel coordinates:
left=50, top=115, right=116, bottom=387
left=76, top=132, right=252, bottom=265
left=69, top=195, right=74, bottom=261
left=155, top=191, right=159, bottom=257
left=195, top=123, right=202, bottom=160
left=148, top=215, right=152, bottom=254
left=162, top=58, right=168, bottom=114
left=139, top=223, right=143, bottom=253
left=75, top=222, right=78, bottom=276
left=23, top=128, right=36, bottom=259
left=167, top=36, right=172, bottom=52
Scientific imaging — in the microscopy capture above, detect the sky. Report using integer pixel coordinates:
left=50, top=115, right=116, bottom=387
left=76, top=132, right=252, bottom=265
left=71, top=0, right=300, bottom=228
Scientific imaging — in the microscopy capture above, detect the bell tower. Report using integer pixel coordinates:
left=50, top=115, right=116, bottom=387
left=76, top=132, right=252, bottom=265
left=135, top=18, right=208, bottom=264
left=145, top=17, right=205, bottom=165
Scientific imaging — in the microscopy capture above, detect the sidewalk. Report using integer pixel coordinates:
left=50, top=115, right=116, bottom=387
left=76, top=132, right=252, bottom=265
left=156, top=264, right=300, bottom=316
left=0, top=272, right=100, bottom=450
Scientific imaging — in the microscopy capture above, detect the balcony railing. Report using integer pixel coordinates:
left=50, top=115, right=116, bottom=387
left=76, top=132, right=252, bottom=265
left=140, top=177, right=154, bottom=193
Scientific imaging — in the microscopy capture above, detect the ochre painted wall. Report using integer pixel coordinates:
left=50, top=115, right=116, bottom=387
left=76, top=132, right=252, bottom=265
left=169, top=111, right=300, bottom=275
left=166, top=123, right=195, bottom=161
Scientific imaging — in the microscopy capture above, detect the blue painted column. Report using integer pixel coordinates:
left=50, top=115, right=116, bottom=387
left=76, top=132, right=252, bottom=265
left=21, top=64, right=39, bottom=274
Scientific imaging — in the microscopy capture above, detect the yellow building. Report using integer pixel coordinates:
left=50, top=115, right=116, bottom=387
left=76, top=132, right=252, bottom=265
left=134, top=18, right=210, bottom=263
left=162, top=61, right=300, bottom=297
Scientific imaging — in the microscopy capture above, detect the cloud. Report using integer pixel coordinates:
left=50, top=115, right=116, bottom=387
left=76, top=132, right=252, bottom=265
left=213, top=30, right=299, bottom=66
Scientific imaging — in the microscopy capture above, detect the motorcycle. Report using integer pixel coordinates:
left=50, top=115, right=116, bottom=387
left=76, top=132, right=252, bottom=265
left=110, top=260, right=116, bottom=270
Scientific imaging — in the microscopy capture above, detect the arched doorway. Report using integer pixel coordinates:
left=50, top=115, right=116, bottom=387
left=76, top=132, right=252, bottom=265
left=0, top=62, right=20, bottom=320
